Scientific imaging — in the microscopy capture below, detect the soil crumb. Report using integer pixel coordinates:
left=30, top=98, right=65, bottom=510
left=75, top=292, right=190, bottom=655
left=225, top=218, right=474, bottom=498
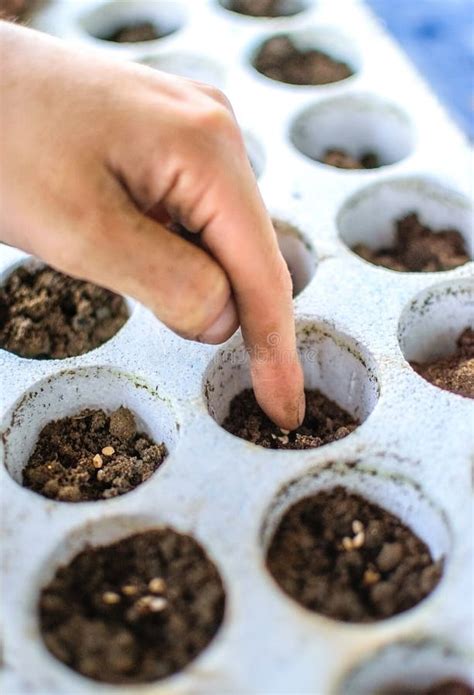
left=353, top=213, right=470, bottom=272
left=225, top=0, right=303, bottom=17
left=39, top=529, right=225, bottom=683
left=267, top=487, right=443, bottom=622
left=322, top=148, right=379, bottom=169
left=222, top=388, right=358, bottom=449
left=380, top=679, right=473, bottom=695
left=23, top=407, right=167, bottom=501
left=104, top=21, right=165, bottom=43
left=411, top=327, right=474, bottom=399
left=254, top=35, right=353, bottom=85
left=0, top=265, right=128, bottom=359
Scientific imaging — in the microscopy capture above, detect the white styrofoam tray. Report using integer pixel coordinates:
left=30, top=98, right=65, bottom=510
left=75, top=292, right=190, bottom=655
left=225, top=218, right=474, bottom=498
left=1, top=1, right=473, bottom=694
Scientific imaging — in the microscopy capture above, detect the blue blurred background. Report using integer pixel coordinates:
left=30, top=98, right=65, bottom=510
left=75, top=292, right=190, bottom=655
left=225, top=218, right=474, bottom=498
left=367, top=0, right=474, bottom=140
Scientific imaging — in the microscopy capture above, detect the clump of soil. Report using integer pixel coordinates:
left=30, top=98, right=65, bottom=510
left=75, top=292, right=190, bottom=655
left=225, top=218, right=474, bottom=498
left=321, top=148, right=379, bottom=169
left=411, top=327, right=474, bottom=399
left=0, top=265, right=128, bottom=359
left=224, top=0, right=302, bottom=18
left=23, top=407, right=167, bottom=501
left=381, top=680, right=472, bottom=695
left=254, top=35, right=353, bottom=85
left=103, top=21, right=165, bottom=43
left=39, top=529, right=225, bottom=683
left=267, top=487, right=443, bottom=622
left=222, top=388, right=358, bottom=449
left=353, top=213, right=470, bottom=272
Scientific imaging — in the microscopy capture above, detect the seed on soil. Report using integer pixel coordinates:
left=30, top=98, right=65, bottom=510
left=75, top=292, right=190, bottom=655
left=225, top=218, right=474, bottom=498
left=266, top=486, right=443, bottom=622
left=222, top=388, right=358, bottom=449
left=148, top=577, right=167, bottom=594
left=39, top=529, right=225, bottom=683
left=23, top=407, right=167, bottom=501
left=0, top=265, right=128, bottom=359
left=254, top=35, right=353, bottom=85
left=410, top=327, right=474, bottom=398
left=353, top=213, right=470, bottom=272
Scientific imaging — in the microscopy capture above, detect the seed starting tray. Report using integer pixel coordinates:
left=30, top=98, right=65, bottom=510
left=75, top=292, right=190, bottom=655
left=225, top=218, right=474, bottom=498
left=1, top=1, right=473, bottom=694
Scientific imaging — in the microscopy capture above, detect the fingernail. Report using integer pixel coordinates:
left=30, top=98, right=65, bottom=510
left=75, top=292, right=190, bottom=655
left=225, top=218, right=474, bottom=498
left=198, top=298, right=238, bottom=344
left=297, top=390, right=306, bottom=427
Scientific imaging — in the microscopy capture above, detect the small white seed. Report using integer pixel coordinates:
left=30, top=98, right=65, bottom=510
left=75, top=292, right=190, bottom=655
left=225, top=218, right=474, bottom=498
left=102, top=591, right=121, bottom=605
left=92, top=454, right=103, bottom=468
left=352, top=520, right=364, bottom=534
left=148, top=577, right=166, bottom=594
left=352, top=531, right=365, bottom=549
left=102, top=446, right=115, bottom=457
left=342, top=537, right=353, bottom=551
left=149, top=597, right=168, bottom=612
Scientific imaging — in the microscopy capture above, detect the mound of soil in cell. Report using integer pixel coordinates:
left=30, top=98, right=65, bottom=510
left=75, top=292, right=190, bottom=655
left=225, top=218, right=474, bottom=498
left=353, top=213, right=470, bottom=272
left=39, top=529, right=225, bottom=684
left=0, top=265, right=128, bottom=359
left=321, top=148, right=379, bottom=169
left=254, top=35, right=353, bottom=85
left=381, top=680, right=473, bottom=695
left=0, top=0, right=36, bottom=20
left=104, top=21, right=165, bottom=43
left=23, top=407, right=167, bottom=501
left=225, top=0, right=301, bottom=17
left=411, top=327, right=474, bottom=399
left=222, top=388, right=358, bottom=449
left=267, top=487, right=443, bottom=622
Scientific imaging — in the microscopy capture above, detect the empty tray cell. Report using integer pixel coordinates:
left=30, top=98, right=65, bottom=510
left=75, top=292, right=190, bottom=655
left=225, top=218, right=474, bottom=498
left=338, top=177, right=473, bottom=272
left=290, top=94, right=414, bottom=170
left=37, top=519, right=225, bottom=683
left=1, top=366, right=178, bottom=500
left=398, top=278, right=474, bottom=399
left=262, top=466, right=449, bottom=623
left=204, top=320, right=379, bottom=449
left=251, top=27, right=358, bottom=86
left=218, top=0, right=311, bottom=19
left=0, top=259, right=130, bottom=360
left=78, top=1, right=186, bottom=45
left=272, top=218, right=317, bottom=297
left=139, top=52, right=225, bottom=88
left=338, top=639, right=473, bottom=694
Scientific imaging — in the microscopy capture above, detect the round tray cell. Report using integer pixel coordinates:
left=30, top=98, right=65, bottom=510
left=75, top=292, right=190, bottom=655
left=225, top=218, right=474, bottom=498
left=78, top=1, right=186, bottom=45
left=290, top=94, right=414, bottom=171
left=337, top=177, right=473, bottom=273
left=217, top=0, right=311, bottom=19
left=0, top=258, right=131, bottom=360
left=337, top=639, right=473, bottom=694
left=139, top=52, right=226, bottom=88
left=262, top=466, right=449, bottom=623
left=1, top=366, right=178, bottom=501
left=272, top=218, right=317, bottom=297
left=204, top=320, right=379, bottom=450
left=398, top=278, right=474, bottom=399
left=250, top=27, right=359, bottom=87
left=243, top=130, right=266, bottom=179
left=37, top=518, right=225, bottom=684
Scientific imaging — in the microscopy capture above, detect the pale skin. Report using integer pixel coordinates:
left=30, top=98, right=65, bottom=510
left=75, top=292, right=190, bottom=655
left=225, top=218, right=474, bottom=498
left=0, top=21, right=305, bottom=429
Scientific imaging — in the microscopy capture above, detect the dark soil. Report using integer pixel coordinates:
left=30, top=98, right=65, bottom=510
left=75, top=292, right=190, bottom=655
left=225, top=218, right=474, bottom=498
left=103, top=21, right=166, bottom=43
left=0, top=265, right=128, bottom=359
left=381, top=680, right=473, bottom=695
left=254, top=35, right=353, bottom=85
left=39, top=529, right=225, bottom=684
left=23, top=407, right=167, bottom=502
left=224, top=0, right=303, bottom=18
left=411, top=327, right=474, bottom=399
left=322, top=148, right=379, bottom=169
left=222, top=388, right=358, bottom=449
left=267, top=487, right=443, bottom=622
left=353, top=213, right=470, bottom=272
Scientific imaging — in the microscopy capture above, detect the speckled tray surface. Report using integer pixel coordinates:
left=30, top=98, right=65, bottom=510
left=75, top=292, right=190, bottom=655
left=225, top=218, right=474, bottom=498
left=1, top=1, right=473, bottom=694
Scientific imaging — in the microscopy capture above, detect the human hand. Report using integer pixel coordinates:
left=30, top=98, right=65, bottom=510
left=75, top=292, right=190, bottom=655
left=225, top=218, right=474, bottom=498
left=0, top=22, right=305, bottom=429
